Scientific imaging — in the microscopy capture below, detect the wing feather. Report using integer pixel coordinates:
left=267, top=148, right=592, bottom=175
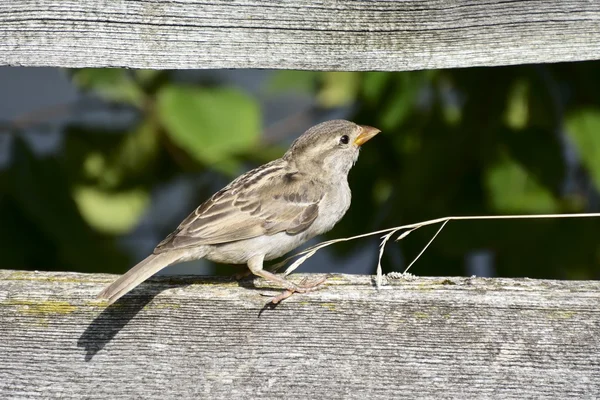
left=154, top=164, right=322, bottom=253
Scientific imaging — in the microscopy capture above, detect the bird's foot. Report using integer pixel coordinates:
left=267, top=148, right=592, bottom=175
left=269, top=275, right=328, bottom=304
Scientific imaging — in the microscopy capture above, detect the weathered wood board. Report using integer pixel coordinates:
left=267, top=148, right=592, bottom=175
left=0, top=269, right=599, bottom=398
left=1, top=0, right=599, bottom=70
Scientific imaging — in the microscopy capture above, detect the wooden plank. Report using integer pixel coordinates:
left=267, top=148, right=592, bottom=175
left=1, top=1, right=599, bottom=70
left=1, top=269, right=599, bottom=398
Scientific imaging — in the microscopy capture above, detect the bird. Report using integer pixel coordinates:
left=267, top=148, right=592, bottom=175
left=97, top=119, right=380, bottom=305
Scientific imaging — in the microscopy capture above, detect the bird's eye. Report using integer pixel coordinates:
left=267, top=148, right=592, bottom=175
left=339, top=135, right=349, bottom=144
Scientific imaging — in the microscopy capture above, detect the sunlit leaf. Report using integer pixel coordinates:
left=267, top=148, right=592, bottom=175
left=505, top=80, right=529, bottom=129
left=486, top=152, right=558, bottom=213
left=317, top=72, right=361, bottom=107
left=135, top=69, right=162, bottom=85
left=72, top=69, right=144, bottom=106
left=442, top=103, right=461, bottom=126
left=439, top=78, right=462, bottom=126
left=566, top=108, right=600, bottom=190
left=268, top=70, right=319, bottom=94
left=73, top=186, right=149, bottom=234
left=157, top=85, right=261, bottom=174
left=82, top=152, right=103, bottom=179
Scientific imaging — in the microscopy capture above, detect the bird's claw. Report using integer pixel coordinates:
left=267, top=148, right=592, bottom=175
left=269, top=275, right=328, bottom=304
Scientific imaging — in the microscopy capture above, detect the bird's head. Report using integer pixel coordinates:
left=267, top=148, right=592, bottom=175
left=283, top=120, right=380, bottom=178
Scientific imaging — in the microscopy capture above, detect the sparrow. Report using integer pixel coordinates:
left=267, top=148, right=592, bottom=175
left=98, top=120, right=380, bottom=305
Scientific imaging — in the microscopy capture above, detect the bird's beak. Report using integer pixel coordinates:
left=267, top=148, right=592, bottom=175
left=354, top=125, right=381, bottom=146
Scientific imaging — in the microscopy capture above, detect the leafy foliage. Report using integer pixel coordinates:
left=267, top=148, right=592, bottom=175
left=2, top=62, right=600, bottom=280
left=157, top=85, right=261, bottom=174
left=566, top=109, right=600, bottom=191
left=317, top=64, right=600, bottom=279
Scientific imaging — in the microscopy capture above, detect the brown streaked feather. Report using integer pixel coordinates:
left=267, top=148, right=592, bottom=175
left=286, top=204, right=319, bottom=234
left=154, top=161, right=323, bottom=254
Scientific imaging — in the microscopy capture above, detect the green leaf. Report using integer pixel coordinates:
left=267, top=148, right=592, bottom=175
left=157, top=85, right=261, bottom=174
left=379, top=71, right=433, bottom=130
left=5, top=138, right=129, bottom=272
left=72, top=68, right=144, bottom=106
left=73, top=186, right=149, bottom=234
left=566, top=108, right=600, bottom=190
left=504, top=80, right=529, bottom=129
left=486, top=152, right=558, bottom=213
left=500, top=127, right=565, bottom=192
left=317, top=72, right=361, bottom=107
left=135, top=69, right=162, bottom=85
left=94, top=118, right=160, bottom=189
left=268, top=70, right=319, bottom=94
left=362, top=72, right=392, bottom=104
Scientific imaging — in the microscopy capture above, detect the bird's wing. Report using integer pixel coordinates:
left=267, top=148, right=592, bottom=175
left=154, top=165, right=323, bottom=253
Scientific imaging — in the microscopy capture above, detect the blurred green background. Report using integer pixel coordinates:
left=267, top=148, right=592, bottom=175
left=1, top=62, right=599, bottom=279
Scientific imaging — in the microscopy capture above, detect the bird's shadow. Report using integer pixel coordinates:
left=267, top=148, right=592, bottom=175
left=77, top=281, right=176, bottom=362
left=77, top=275, right=280, bottom=361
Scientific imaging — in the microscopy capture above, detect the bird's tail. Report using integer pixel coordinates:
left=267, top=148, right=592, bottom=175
left=97, top=251, right=184, bottom=306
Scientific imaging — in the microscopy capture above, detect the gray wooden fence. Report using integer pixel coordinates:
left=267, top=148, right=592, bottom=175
left=2, top=270, right=600, bottom=398
left=2, top=0, right=600, bottom=70
left=1, top=0, right=600, bottom=398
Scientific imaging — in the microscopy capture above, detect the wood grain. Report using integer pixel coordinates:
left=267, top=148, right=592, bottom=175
left=1, top=269, right=599, bottom=398
left=1, top=0, right=599, bottom=70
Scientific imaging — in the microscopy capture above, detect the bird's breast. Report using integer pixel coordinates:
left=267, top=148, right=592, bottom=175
left=310, top=181, right=351, bottom=236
